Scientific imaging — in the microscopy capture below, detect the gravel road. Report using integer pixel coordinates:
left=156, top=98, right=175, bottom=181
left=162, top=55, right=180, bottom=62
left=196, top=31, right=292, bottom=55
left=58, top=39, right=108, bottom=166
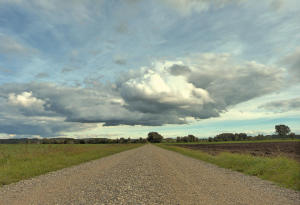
left=0, top=144, right=299, bottom=205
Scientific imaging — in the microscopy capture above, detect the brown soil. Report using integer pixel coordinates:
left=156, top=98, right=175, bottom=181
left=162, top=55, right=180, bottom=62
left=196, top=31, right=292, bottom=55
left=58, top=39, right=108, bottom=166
left=178, top=142, right=300, bottom=162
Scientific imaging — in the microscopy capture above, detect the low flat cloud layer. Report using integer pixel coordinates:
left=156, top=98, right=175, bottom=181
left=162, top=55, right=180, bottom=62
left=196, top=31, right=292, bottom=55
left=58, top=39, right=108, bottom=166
left=0, top=53, right=287, bottom=137
left=260, top=98, right=300, bottom=112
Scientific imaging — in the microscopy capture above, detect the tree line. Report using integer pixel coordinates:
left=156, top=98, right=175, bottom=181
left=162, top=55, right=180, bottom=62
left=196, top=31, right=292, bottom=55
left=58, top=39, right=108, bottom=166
left=0, top=124, right=298, bottom=144
left=176, top=124, right=298, bottom=143
left=0, top=137, right=147, bottom=144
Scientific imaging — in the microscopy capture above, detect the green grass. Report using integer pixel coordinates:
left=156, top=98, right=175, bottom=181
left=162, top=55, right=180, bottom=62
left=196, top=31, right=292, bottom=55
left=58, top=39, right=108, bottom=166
left=164, top=139, right=300, bottom=145
left=158, top=144, right=300, bottom=191
left=0, top=144, right=143, bottom=186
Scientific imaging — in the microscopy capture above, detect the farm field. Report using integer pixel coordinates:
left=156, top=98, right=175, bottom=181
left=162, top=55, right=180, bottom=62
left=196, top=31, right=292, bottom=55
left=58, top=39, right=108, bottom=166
left=168, top=139, right=300, bottom=144
left=158, top=141, right=300, bottom=191
left=177, top=141, right=300, bottom=162
left=0, top=144, right=142, bottom=186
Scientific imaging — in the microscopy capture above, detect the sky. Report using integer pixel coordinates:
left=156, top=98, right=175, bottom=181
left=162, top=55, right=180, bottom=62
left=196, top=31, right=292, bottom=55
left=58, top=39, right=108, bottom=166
left=0, top=0, right=299, bottom=139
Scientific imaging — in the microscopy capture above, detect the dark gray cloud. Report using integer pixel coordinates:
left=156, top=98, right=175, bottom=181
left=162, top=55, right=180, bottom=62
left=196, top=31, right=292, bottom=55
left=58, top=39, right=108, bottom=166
left=0, top=82, right=188, bottom=136
left=61, top=66, right=80, bottom=73
left=0, top=54, right=286, bottom=137
left=114, top=56, right=127, bottom=65
left=259, top=98, right=300, bottom=112
left=35, top=72, right=50, bottom=78
left=189, top=62, right=284, bottom=108
left=169, top=64, right=191, bottom=76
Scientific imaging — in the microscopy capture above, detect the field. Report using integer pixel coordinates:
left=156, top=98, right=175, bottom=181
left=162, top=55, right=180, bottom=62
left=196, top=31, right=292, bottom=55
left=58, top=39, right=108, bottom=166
left=178, top=141, right=300, bottom=162
left=158, top=142, right=300, bottom=190
left=0, top=144, right=142, bottom=186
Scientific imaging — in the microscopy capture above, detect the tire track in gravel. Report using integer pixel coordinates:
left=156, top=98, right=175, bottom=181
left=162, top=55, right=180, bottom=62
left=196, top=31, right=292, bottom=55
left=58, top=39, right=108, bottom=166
left=0, top=144, right=299, bottom=205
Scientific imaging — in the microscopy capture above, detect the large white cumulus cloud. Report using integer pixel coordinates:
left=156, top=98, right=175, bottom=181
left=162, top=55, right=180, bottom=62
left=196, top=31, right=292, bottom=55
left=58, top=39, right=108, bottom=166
left=118, top=61, right=214, bottom=115
left=0, top=53, right=285, bottom=137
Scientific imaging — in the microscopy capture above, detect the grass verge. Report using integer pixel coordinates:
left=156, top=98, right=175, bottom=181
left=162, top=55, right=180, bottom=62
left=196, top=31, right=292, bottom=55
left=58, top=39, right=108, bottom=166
left=0, top=144, right=142, bottom=186
left=158, top=144, right=300, bottom=191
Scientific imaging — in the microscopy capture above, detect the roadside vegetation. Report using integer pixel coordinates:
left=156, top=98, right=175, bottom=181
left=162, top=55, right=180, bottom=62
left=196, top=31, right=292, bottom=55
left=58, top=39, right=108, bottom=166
left=158, top=144, right=300, bottom=191
left=0, top=144, right=142, bottom=186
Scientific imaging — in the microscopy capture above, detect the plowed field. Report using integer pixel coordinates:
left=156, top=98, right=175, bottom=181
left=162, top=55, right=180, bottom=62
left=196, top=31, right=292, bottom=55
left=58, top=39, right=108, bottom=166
left=178, top=142, right=300, bottom=162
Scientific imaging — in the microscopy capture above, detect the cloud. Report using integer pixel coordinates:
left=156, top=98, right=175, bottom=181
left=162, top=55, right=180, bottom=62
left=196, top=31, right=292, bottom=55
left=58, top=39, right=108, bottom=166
left=0, top=66, right=11, bottom=73
left=161, top=0, right=293, bottom=15
left=6, top=91, right=53, bottom=117
left=281, top=47, right=300, bottom=82
left=8, top=91, right=45, bottom=108
left=35, top=72, right=50, bottom=78
left=0, top=115, right=86, bottom=137
left=117, top=54, right=284, bottom=120
left=161, top=0, right=243, bottom=15
left=117, top=61, right=214, bottom=118
left=61, top=66, right=80, bottom=73
left=259, top=97, right=300, bottom=112
left=168, top=64, right=191, bottom=76
left=270, top=0, right=284, bottom=10
left=0, top=35, right=32, bottom=56
left=185, top=53, right=284, bottom=107
left=0, top=53, right=286, bottom=136
left=0, top=89, right=93, bottom=137
left=0, top=0, right=102, bottom=24
left=115, top=23, right=129, bottom=34
left=114, top=56, right=127, bottom=65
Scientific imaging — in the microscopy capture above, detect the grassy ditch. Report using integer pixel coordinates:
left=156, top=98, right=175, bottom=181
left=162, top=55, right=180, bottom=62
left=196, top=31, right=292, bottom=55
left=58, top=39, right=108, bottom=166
left=0, top=144, right=142, bottom=186
left=158, top=144, right=300, bottom=191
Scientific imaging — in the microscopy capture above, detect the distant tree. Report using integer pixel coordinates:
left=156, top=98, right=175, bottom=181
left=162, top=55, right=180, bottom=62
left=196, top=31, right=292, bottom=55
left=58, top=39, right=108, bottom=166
left=275, top=124, right=291, bottom=136
left=79, top=139, right=85, bottom=144
left=289, top=132, right=296, bottom=139
left=237, top=133, right=248, bottom=140
left=147, top=132, right=163, bottom=143
left=215, top=133, right=235, bottom=141
left=187, top=134, right=198, bottom=142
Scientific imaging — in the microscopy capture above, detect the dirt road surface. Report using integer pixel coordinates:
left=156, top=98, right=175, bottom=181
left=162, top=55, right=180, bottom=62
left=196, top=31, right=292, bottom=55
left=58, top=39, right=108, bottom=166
left=0, top=144, right=299, bottom=205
